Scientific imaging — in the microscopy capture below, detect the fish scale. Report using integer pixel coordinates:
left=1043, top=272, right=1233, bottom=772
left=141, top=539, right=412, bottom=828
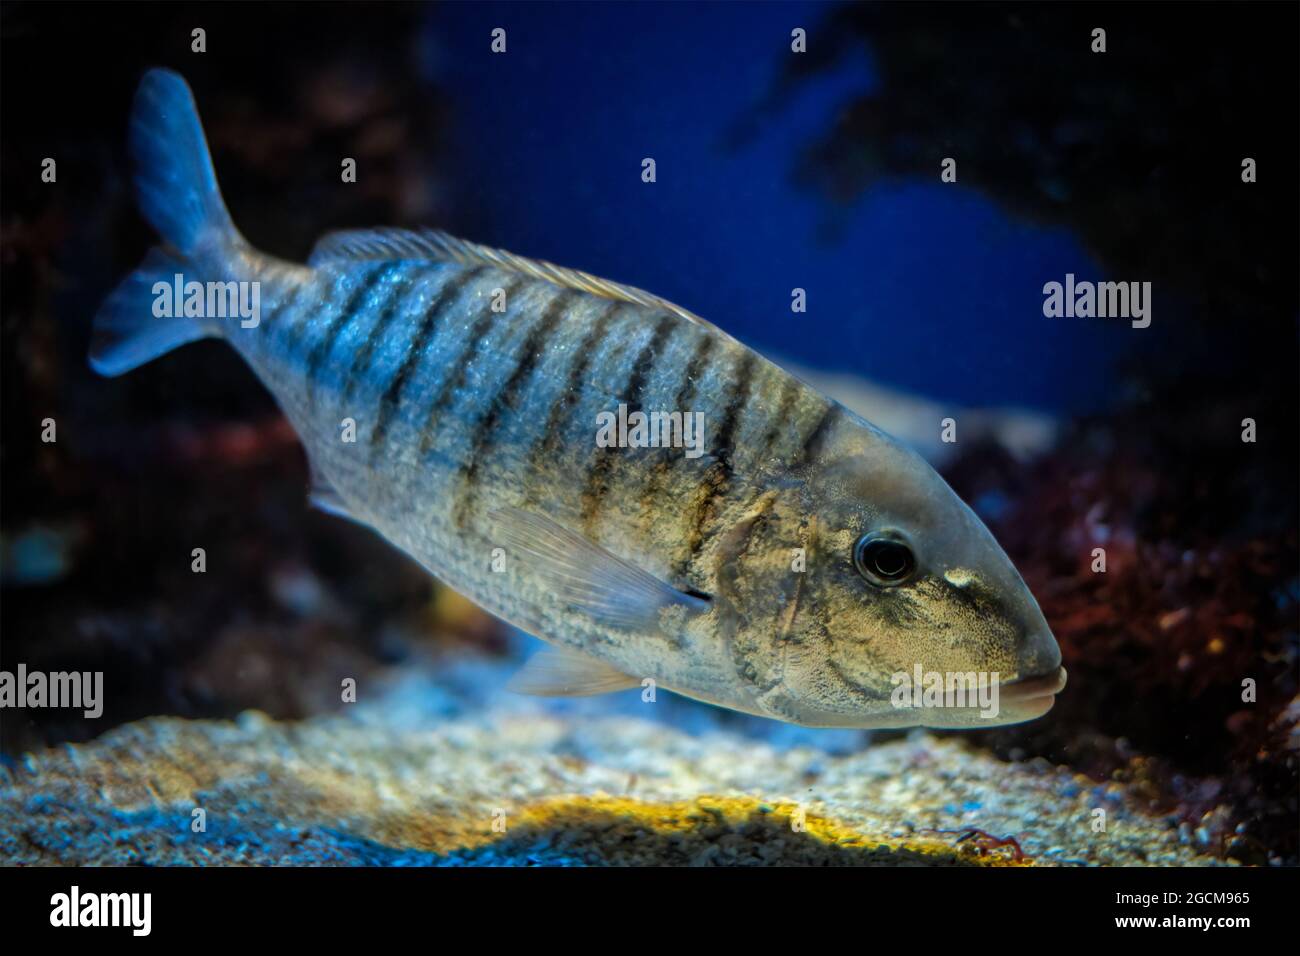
left=578, top=310, right=687, bottom=530
left=91, top=68, right=1066, bottom=730
left=337, top=263, right=422, bottom=406
left=521, top=298, right=631, bottom=508
left=369, top=264, right=487, bottom=459
left=235, top=252, right=841, bottom=699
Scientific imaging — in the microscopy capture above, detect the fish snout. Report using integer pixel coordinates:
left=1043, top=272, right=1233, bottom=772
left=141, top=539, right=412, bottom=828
left=1016, top=625, right=1062, bottom=680
left=1000, top=622, right=1065, bottom=716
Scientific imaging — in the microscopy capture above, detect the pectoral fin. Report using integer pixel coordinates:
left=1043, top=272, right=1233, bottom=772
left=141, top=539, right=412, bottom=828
left=507, top=646, right=641, bottom=697
left=489, top=506, right=710, bottom=630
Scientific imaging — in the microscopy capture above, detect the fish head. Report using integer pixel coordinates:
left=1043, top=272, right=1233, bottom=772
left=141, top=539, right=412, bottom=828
left=769, top=410, right=1064, bottom=729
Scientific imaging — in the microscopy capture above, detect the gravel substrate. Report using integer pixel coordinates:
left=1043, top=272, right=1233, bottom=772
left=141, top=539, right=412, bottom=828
left=0, top=658, right=1228, bottom=866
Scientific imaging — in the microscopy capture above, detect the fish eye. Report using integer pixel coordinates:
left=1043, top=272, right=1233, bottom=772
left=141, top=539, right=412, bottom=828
left=853, top=532, right=916, bottom=587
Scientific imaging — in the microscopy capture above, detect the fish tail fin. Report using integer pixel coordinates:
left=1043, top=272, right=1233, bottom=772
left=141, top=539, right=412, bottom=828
left=128, top=67, right=241, bottom=262
left=91, top=68, right=247, bottom=377
left=91, top=246, right=214, bottom=377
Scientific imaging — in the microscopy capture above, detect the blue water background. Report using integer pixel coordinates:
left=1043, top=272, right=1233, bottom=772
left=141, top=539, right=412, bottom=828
left=420, top=1, right=1141, bottom=414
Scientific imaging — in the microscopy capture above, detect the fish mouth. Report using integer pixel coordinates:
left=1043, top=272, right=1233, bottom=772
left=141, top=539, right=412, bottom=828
left=999, top=665, right=1068, bottom=703
left=784, top=665, right=1068, bottom=730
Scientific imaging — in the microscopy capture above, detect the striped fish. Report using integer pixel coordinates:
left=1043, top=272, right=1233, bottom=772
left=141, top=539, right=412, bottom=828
left=92, top=69, right=1065, bottom=729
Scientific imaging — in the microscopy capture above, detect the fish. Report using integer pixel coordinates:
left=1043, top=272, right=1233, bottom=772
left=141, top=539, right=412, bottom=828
left=91, top=69, right=1065, bottom=730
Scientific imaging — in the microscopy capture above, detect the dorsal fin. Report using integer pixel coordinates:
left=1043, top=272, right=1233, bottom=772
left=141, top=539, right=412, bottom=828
left=308, top=226, right=721, bottom=333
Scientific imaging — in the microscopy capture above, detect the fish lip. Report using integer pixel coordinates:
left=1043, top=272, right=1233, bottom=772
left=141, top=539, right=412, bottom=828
left=999, top=665, right=1068, bottom=702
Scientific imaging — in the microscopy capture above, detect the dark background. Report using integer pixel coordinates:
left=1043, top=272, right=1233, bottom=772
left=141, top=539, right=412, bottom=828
left=1, top=2, right=1296, bottom=862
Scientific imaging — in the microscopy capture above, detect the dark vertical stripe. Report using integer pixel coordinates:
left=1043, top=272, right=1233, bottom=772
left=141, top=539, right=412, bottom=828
left=274, top=279, right=314, bottom=351
left=679, top=351, right=757, bottom=573
left=452, top=289, right=578, bottom=528
left=304, top=262, right=399, bottom=409
left=795, top=400, right=842, bottom=465
left=417, top=275, right=530, bottom=459
left=672, top=332, right=718, bottom=411
left=619, top=313, right=679, bottom=413
left=369, top=265, right=488, bottom=459
left=524, top=299, right=628, bottom=498
left=265, top=280, right=310, bottom=361
left=339, top=264, right=419, bottom=404
left=286, top=270, right=345, bottom=356
left=710, top=351, right=757, bottom=469
left=633, top=329, right=716, bottom=514
left=756, top=376, right=801, bottom=463
left=579, top=311, right=680, bottom=527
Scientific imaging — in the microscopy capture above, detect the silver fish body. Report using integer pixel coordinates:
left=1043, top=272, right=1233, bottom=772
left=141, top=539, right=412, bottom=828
left=92, top=69, right=1065, bottom=729
left=236, top=254, right=838, bottom=708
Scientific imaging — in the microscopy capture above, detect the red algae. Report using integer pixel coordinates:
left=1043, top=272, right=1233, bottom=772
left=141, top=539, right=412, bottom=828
left=943, top=420, right=1298, bottom=865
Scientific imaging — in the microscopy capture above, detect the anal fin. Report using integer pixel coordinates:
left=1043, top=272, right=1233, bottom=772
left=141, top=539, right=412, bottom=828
left=507, top=646, right=641, bottom=697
